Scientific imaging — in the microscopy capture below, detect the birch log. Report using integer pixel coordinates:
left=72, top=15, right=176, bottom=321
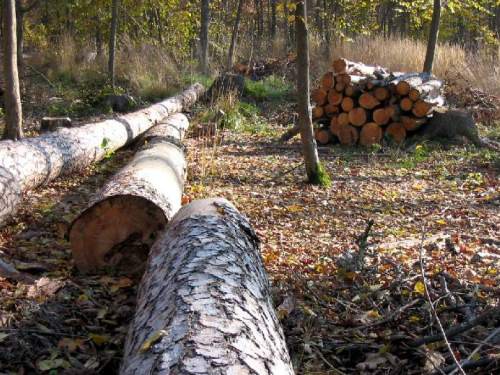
left=0, top=83, right=204, bottom=227
left=120, top=198, right=295, bottom=375
left=70, top=113, right=190, bottom=273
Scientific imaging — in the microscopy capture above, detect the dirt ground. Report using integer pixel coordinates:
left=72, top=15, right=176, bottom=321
left=0, top=116, right=499, bottom=373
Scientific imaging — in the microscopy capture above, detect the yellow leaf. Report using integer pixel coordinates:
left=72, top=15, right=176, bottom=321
left=409, top=315, right=421, bottom=323
left=414, top=281, right=426, bottom=296
left=140, top=330, right=168, bottom=353
left=89, top=333, right=109, bottom=345
left=286, top=204, right=303, bottom=213
left=368, top=310, right=381, bottom=319
left=435, top=219, right=446, bottom=225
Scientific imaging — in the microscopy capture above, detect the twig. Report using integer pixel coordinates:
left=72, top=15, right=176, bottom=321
left=410, top=306, right=500, bottom=347
left=449, top=327, right=500, bottom=375
left=417, top=226, right=466, bottom=375
left=355, top=219, right=374, bottom=270
left=270, top=161, right=303, bottom=182
left=0, top=328, right=87, bottom=338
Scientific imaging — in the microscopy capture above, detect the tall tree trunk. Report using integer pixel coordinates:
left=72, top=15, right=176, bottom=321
left=15, top=1, right=23, bottom=80
left=423, top=0, right=441, bottom=74
left=283, top=0, right=290, bottom=53
left=108, top=0, right=119, bottom=88
left=120, top=198, right=295, bottom=375
left=295, top=0, right=320, bottom=183
left=270, top=0, right=277, bottom=39
left=199, top=0, right=210, bottom=75
left=2, top=0, right=23, bottom=140
left=227, top=0, right=244, bottom=69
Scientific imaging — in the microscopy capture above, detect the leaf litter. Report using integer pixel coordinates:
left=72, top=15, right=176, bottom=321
left=0, top=108, right=498, bottom=374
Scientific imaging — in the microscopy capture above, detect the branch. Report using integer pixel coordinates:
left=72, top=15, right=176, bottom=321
left=416, top=226, right=466, bottom=375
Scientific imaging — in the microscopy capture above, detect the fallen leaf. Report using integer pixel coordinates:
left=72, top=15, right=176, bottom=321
left=414, top=280, right=426, bottom=296
left=89, top=333, right=109, bottom=345
left=140, top=330, right=168, bottom=353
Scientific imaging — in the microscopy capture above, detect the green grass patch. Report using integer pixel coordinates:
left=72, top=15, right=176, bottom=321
left=244, top=75, right=293, bottom=101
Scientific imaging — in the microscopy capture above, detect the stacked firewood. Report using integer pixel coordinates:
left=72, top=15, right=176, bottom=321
left=312, top=58, right=445, bottom=146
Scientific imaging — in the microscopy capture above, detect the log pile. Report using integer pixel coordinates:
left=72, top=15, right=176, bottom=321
left=312, top=58, right=445, bottom=146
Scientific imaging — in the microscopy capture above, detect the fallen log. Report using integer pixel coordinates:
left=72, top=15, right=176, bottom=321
left=120, top=198, right=294, bottom=375
left=0, top=84, right=204, bottom=227
left=70, top=113, right=190, bottom=273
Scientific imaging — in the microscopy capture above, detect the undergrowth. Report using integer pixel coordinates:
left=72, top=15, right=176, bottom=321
left=244, top=75, right=293, bottom=101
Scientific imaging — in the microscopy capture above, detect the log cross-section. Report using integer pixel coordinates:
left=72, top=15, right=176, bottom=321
left=120, top=198, right=295, bottom=375
left=70, top=113, right=190, bottom=273
left=0, top=84, right=205, bottom=227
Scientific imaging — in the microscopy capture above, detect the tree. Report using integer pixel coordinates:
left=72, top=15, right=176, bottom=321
left=295, top=0, right=325, bottom=185
left=199, top=0, right=210, bottom=75
left=108, top=0, right=119, bottom=88
left=423, top=0, right=442, bottom=73
left=2, top=0, right=23, bottom=140
left=15, top=0, right=39, bottom=79
left=227, top=0, right=244, bottom=69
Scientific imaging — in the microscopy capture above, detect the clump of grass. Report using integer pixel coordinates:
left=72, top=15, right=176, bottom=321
left=244, top=75, right=293, bottom=101
left=310, top=163, right=332, bottom=187
left=307, top=35, right=499, bottom=96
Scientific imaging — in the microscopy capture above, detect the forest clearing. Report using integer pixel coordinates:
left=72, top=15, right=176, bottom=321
left=0, top=0, right=499, bottom=374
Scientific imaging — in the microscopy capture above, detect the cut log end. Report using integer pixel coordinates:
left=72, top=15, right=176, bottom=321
left=324, top=103, right=339, bottom=117
left=360, top=122, right=383, bottom=146
left=400, top=97, right=414, bottom=112
left=396, top=81, right=411, bottom=96
left=328, top=90, right=343, bottom=106
left=341, top=97, right=355, bottom=112
left=359, top=92, right=380, bottom=110
left=332, top=58, right=348, bottom=73
left=385, top=122, right=407, bottom=144
left=311, top=88, right=328, bottom=105
left=373, top=108, right=390, bottom=125
left=70, top=196, right=167, bottom=273
left=321, top=72, right=335, bottom=90
left=312, top=105, right=324, bottom=120
left=348, top=107, right=367, bottom=127
left=413, top=100, right=433, bottom=117
left=338, top=125, right=359, bottom=145
left=315, top=128, right=331, bottom=145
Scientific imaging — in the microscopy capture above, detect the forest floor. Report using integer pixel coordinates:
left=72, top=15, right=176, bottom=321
left=0, top=77, right=499, bottom=374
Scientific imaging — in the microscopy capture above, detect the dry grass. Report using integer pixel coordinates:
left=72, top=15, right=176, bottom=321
left=311, top=35, right=500, bottom=96
left=38, top=35, right=191, bottom=99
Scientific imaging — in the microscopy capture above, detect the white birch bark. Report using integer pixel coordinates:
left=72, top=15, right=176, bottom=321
left=69, top=114, right=190, bottom=273
left=121, top=198, right=295, bottom=375
left=0, top=84, right=204, bottom=226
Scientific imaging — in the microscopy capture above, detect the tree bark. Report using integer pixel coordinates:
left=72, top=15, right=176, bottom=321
left=69, top=114, right=189, bottom=273
left=227, top=0, right=244, bottom=70
left=199, top=0, right=210, bottom=75
left=423, top=0, right=441, bottom=74
left=2, top=0, right=23, bottom=141
left=0, top=83, right=204, bottom=227
left=295, top=0, right=320, bottom=183
left=270, top=0, right=277, bottom=38
left=120, top=198, right=295, bottom=375
left=108, top=0, right=119, bottom=88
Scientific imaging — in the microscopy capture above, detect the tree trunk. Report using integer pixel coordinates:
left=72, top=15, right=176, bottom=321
left=108, top=0, right=119, bottom=88
left=283, top=0, right=290, bottom=52
left=270, top=0, right=277, bottom=38
left=70, top=114, right=189, bottom=273
left=0, top=83, right=204, bottom=227
left=199, top=0, right=210, bottom=75
left=423, top=0, right=441, bottom=74
left=295, top=0, right=320, bottom=183
left=15, top=1, right=23, bottom=79
left=227, top=0, right=244, bottom=70
left=120, top=198, right=295, bottom=375
left=2, top=0, right=23, bottom=141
